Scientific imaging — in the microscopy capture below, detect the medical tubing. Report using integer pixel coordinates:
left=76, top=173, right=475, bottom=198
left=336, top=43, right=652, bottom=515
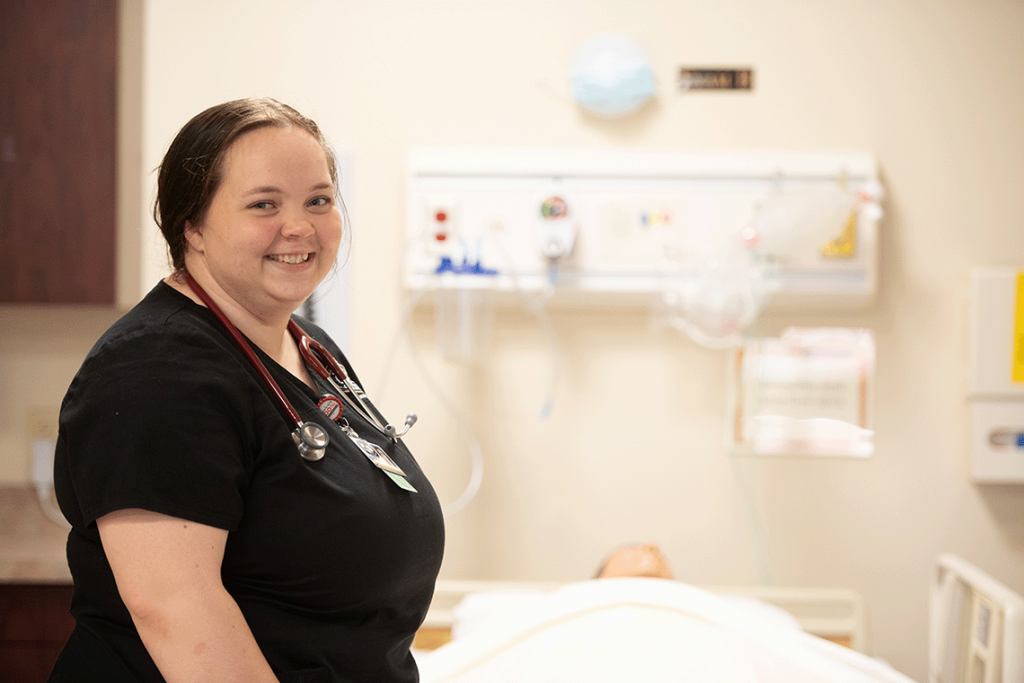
left=290, top=318, right=402, bottom=440
left=377, top=285, right=484, bottom=515
left=731, top=455, right=774, bottom=586
left=374, top=288, right=421, bottom=405
left=377, top=220, right=438, bottom=403
left=517, top=288, right=559, bottom=419
left=327, top=372, right=393, bottom=439
left=291, top=320, right=337, bottom=381
left=185, top=274, right=303, bottom=428
left=491, top=239, right=561, bottom=419
left=404, top=325, right=485, bottom=517
left=344, top=377, right=392, bottom=436
left=383, top=222, right=561, bottom=511
left=379, top=230, right=484, bottom=515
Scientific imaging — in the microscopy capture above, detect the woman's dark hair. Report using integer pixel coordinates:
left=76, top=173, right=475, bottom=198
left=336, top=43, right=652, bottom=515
left=153, top=97, right=340, bottom=272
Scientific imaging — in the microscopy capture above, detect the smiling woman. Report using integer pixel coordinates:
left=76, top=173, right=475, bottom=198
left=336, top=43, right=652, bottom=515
left=177, top=124, right=344, bottom=346
left=48, top=98, right=445, bottom=683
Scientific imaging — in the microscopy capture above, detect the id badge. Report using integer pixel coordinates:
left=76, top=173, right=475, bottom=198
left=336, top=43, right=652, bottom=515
left=340, top=421, right=417, bottom=492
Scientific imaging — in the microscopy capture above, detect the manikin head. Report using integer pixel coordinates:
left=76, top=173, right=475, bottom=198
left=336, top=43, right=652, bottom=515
left=596, top=543, right=674, bottom=580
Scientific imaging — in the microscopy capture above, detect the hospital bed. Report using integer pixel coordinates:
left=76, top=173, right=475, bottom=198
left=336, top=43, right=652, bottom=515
left=929, top=554, right=1024, bottom=683
left=412, top=577, right=909, bottom=683
left=415, top=579, right=867, bottom=652
left=413, top=555, right=1024, bottom=683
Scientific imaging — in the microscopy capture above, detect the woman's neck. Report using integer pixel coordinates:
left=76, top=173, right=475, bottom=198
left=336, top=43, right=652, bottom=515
left=165, top=271, right=314, bottom=389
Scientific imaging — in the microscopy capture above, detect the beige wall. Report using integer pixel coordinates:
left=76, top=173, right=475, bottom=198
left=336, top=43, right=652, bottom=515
left=1, top=1, right=1022, bottom=679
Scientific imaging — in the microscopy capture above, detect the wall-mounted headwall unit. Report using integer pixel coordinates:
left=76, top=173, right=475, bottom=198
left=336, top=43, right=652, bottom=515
left=404, top=147, right=881, bottom=309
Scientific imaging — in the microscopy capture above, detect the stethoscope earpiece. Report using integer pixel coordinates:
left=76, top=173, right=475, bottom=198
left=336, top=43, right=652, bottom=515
left=384, top=413, right=418, bottom=440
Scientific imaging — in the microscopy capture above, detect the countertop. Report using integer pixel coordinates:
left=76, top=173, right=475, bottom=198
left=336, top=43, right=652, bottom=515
left=0, top=486, right=71, bottom=584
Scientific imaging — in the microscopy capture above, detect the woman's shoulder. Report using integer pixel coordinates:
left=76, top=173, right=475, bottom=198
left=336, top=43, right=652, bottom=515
left=74, top=282, right=242, bottom=384
left=62, top=283, right=259, bottom=417
left=92, top=282, right=228, bottom=353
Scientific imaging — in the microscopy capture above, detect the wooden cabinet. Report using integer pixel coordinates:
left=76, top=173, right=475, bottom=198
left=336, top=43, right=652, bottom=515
left=0, top=0, right=117, bottom=304
left=0, top=584, right=75, bottom=683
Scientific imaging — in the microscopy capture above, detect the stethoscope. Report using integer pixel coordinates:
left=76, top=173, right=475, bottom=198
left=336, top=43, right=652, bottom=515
left=185, top=274, right=417, bottom=461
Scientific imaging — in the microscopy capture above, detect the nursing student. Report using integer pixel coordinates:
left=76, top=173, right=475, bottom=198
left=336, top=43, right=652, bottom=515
left=49, top=98, right=445, bottom=682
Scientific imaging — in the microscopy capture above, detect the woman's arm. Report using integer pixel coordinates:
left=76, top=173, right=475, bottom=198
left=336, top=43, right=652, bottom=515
left=97, top=509, right=279, bottom=683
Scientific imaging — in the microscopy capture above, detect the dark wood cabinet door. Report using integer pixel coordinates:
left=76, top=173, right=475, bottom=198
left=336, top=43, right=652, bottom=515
left=0, top=0, right=117, bottom=304
left=0, top=584, right=75, bottom=683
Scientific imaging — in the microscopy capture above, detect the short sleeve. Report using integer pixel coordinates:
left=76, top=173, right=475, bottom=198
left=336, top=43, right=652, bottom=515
left=60, top=323, right=256, bottom=529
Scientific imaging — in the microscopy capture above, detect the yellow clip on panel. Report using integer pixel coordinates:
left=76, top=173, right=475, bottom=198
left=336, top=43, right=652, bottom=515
left=821, top=212, right=857, bottom=259
left=1012, top=271, right=1024, bottom=383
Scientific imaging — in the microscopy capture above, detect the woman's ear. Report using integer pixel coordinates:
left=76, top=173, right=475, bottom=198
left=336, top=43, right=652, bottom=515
left=184, top=220, right=204, bottom=253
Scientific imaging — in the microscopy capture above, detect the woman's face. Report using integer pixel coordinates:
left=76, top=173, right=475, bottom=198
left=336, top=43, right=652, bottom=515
left=185, top=125, right=342, bottom=320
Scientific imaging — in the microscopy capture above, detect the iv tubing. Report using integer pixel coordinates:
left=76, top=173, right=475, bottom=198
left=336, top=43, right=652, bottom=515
left=490, top=238, right=561, bottom=420
left=376, top=286, right=485, bottom=517
left=377, top=223, right=565, bottom=515
left=731, top=454, right=774, bottom=586
left=377, top=225, right=488, bottom=516
left=405, top=313, right=485, bottom=516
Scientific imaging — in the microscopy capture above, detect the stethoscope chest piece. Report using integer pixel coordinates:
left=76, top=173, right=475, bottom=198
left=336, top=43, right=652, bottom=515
left=293, top=421, right=329, bottom=461
left=182, top=274, right=416, bottom=466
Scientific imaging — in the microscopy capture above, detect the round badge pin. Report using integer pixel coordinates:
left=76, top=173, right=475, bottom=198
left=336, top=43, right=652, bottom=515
left=317, top=395, right=343, bottom=422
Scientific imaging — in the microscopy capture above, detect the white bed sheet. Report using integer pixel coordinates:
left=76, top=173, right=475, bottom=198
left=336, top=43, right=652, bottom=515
left=415, top=578, right=919, bottom=683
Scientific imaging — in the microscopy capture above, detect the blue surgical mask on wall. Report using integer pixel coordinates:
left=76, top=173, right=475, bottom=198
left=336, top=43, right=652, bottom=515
left=570, top=33, right=657, bottom=118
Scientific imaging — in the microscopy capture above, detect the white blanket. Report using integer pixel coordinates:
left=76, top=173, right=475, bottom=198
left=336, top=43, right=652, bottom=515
left=415, top=579, right=919, bottom=683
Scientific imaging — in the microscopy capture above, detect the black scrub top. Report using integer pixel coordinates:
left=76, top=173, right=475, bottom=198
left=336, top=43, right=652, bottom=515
left=50, top=282, right=445, bottom=683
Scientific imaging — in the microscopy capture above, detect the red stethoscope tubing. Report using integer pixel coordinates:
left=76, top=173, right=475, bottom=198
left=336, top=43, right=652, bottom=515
left=183, top=274, right=415, bottom=453
left=184, top=273, right=306, bottom=429
left=288, top=319, right=349, bottom=385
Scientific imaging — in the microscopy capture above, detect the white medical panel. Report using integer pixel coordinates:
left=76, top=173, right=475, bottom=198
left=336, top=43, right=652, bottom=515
left=969, top=269, right=1024, bottom=398
left=968, top=268, right=1024, bottom=483
left=404, top=148, right=881, bottom=309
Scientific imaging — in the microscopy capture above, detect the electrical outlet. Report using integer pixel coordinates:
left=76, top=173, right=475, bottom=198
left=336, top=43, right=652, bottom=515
left=27, top=406, right=59, bottom=488
left=26, top=406, right=59, bottom=443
